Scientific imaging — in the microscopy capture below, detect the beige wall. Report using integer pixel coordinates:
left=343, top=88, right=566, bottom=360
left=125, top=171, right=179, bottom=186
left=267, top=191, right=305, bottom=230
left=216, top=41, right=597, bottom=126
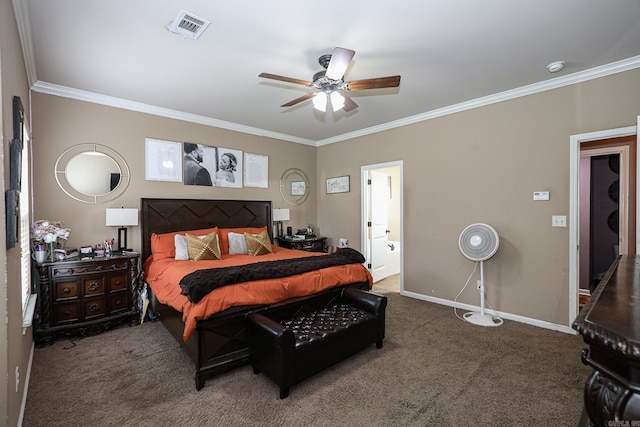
left=31, top=93, right=318, bottom=253
left=31, top=70, right=640, bottom=338
left=1, top=0, right=32, bottom=425
left=318, top=68, right=640, bottom=328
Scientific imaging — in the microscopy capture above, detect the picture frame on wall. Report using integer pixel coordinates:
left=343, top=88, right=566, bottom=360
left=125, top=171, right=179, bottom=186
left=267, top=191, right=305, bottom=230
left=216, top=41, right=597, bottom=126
left=326, top=175, right=350, bottom=194
left=291, top=181, right=306, bottom=196
left=145, top=138, right=183, bottom=182
left=244, top=152, right=268, bottom=188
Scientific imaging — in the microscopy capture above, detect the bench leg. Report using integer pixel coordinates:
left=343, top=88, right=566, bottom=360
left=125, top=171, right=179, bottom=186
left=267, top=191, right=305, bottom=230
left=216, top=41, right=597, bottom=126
left=376, top=339, right=383, bottom=349
left=280, top=387, right=290, bottom=399
left=253, top=367, right=261, bottom=374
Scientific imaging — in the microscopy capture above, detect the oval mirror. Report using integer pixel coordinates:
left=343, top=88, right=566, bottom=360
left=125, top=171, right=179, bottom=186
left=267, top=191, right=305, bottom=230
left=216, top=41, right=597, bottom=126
left=55, top=144, right=130, bottom=204
left=280, top=168, right=310, bottom=205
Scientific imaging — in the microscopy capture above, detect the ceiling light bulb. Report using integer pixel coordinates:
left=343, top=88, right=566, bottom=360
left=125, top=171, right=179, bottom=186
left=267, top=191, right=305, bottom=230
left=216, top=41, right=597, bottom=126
left=313, top=92, right=327, bottom=112
left=547, top=61, right=565, bottom=73
left=330, top=92, right=345, bottom=111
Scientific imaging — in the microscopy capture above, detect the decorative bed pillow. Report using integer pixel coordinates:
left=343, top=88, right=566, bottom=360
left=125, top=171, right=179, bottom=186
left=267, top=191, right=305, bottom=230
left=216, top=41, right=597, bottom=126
left=186, top=232, right=221, bottom=261
left=228, top=232, right=248, bottom=255
left=219, top=227, right=267, bottom=254
left=151, top=227, right=218, bottom=260
left=175, top=233, right=221, bottom=260
left=244, top=230, right=272, bottom=256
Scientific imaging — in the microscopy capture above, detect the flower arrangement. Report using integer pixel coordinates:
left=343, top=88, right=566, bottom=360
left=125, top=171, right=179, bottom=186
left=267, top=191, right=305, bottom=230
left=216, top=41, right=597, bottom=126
left=31, top=220, right=70, bottom=249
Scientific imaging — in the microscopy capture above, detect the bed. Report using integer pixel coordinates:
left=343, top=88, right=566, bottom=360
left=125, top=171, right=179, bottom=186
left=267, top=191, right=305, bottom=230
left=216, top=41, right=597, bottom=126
left=140, top=198, right=372, bottom=389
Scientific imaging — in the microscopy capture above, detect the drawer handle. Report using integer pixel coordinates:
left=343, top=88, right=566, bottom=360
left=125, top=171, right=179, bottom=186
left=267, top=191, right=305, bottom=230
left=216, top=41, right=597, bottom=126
left=114, top=280, right=121, bottom=286
left=63, top=288, right=70, bottom=294
left=64, top=310, right=71, bottom=316
left=88, top=282, right=100, bottom=292
left=88, top=303, right=100, bottom=312
left=115, top=300, right=122, bottom=306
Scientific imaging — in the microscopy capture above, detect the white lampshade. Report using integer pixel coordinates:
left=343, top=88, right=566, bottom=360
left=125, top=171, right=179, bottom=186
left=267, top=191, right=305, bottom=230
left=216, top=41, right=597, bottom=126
left=106, top=208, right=139, bottom=227
left=313, top=92, right=327, bottom=112
left=273, top=208, right=290, bottom=222
left=330, top=91, right=345, bottom=110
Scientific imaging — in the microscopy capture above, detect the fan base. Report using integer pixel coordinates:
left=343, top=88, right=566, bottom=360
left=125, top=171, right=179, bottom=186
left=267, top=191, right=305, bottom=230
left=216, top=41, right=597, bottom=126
left=463, top=311, right=504, bottom=327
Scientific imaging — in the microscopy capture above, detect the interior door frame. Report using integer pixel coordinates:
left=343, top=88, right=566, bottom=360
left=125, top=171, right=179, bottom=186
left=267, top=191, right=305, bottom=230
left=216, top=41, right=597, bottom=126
left=361, top=160, right=404, bottom=291
left=569, top=121, right=638, bottom=325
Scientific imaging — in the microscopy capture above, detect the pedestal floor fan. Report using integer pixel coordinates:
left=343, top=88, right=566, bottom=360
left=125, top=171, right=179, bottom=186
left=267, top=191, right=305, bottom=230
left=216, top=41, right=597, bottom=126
left=458, top=223, right=503, bottom=327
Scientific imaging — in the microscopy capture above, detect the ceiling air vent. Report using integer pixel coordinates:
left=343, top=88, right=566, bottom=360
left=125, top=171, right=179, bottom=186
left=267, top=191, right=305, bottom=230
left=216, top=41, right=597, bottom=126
left=168, top=10, right=211, bottom=40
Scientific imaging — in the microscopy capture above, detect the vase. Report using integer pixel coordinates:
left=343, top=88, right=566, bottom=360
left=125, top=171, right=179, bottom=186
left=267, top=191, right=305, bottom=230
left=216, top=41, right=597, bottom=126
left=47, top=242, right=56, bottom=262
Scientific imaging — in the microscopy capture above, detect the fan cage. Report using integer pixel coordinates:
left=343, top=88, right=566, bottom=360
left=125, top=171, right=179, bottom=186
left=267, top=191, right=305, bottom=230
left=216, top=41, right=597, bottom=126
left=459, top=223, right=499, bottom=262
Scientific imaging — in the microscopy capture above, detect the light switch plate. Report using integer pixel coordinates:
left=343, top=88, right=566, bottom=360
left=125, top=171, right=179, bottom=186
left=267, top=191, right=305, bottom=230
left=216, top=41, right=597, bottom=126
left=552, top=215, right=567, bottom=227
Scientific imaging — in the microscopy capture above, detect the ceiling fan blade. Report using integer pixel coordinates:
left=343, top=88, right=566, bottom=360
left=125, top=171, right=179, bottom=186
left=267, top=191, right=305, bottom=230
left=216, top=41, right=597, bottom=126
left=346, top=75, right=401, bottom=91
left=325, top=47, right=356, bottom=80
left=259, top=72, right=313, bottom=86
left=281, top=93, right=316, bottom=107
left=341, top=92, right=358, bottom=112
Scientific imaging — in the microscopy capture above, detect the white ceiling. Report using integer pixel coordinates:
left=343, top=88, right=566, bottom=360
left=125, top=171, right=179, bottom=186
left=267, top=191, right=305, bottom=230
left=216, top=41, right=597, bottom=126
left=15, top=0, right=640, bottom=145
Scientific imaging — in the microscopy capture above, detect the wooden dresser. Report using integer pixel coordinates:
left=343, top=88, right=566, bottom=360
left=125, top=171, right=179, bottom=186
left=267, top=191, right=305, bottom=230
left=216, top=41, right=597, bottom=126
left=33, top=253, right=140, bottom=344
left=275, top=236, right=327, bottom=252
left=573, top=255, right=640, bottom=426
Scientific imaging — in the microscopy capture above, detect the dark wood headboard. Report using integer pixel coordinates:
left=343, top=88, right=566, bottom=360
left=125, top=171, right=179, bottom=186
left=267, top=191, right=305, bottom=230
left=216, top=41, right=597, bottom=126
left=140, top=198, right=273, bottom=262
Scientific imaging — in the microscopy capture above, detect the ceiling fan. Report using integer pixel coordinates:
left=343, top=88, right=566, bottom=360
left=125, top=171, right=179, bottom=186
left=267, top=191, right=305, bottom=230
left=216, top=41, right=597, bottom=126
left=259, top=47, right=401, bottom=113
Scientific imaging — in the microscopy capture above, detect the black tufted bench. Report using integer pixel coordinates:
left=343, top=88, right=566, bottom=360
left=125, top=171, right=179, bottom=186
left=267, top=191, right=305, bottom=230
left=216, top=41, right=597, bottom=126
left=247, top=287, right=387, bottom=398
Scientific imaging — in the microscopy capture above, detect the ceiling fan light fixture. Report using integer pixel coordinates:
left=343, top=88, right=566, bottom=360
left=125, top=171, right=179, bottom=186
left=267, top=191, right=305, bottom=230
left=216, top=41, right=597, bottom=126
left=313, top=92, right=327, bottom=112
left=330, top=92, right=345, bottom=111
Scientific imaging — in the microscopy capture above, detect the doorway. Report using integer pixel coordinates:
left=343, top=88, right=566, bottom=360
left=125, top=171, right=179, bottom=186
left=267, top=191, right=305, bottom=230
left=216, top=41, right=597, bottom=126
left=361, top=161, right=403, bottom=290
left=579, top=145, right=634, bottom=296
left=569, top=118, right=639, bottom=325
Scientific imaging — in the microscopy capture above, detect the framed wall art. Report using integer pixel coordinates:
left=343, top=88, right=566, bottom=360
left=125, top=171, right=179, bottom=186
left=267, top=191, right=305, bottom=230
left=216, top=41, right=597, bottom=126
left=326, top=175, right=350, bottom=194
left=145, top=138, right=182, bottom=182
left=244, top=153, right=268, bottom=188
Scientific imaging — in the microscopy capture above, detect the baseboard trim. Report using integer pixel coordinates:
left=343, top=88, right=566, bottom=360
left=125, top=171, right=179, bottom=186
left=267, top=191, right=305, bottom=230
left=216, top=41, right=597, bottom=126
left=400, top=290, right=577, bottom=335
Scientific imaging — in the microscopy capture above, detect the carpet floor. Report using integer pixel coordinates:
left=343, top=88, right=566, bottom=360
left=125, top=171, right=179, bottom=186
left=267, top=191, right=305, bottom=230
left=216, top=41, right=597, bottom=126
left=23, top=283, right=590, bottom=426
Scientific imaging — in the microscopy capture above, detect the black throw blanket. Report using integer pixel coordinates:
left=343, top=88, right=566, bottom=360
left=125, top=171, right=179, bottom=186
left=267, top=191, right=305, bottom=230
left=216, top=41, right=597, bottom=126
left=180, top=247, right=366, bottom=303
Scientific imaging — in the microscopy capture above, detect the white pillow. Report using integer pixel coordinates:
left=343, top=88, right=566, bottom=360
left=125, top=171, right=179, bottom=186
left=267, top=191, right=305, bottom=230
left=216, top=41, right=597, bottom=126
left=175, top=234, right=220, bottom=260
left=228, top=232, right=248, bottom=255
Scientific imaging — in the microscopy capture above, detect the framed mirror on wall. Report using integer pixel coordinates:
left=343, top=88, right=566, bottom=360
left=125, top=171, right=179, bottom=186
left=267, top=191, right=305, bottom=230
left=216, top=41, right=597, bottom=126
left=54, top=144, right=130, bottom=204
left=280, top=168, right=310, bottom=205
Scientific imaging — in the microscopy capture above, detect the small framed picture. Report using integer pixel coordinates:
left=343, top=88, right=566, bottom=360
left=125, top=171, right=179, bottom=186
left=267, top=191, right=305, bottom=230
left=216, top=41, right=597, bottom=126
left=326, top=176, right=350, bottom=194
left=291, top=181, right=306, bottom=196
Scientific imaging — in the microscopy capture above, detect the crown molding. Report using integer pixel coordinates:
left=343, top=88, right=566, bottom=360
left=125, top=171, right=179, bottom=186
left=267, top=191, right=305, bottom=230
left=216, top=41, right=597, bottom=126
left=316, top=55, right=640, bottom=146
left=30, top=81, right=317, bottom=146
left=30, top=55, right=640, bottom=147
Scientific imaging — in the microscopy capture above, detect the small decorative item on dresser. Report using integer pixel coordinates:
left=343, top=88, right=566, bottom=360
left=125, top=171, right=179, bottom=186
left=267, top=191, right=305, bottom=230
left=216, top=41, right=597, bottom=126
left=30, top=220, right=70, bottom=262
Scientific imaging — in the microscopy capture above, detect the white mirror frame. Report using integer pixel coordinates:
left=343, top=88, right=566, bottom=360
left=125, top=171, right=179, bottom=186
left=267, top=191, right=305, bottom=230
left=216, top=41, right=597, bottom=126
left=54, top=144, right=130, bottom=204
left=280, top=168, right=310, bottom=205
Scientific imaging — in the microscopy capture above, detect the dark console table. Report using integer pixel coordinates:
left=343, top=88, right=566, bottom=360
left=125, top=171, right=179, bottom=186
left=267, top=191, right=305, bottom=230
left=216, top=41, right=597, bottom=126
left=274, top=236, right=327, bottom=252
left=573, top=255, right=640, bottom=426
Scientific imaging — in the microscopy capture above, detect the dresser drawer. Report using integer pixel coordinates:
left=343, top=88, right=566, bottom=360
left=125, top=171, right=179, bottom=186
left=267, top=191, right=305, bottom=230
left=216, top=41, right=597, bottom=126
left=109, top=292, right=129, bottom=314
left=54, top=281, right=79, bottom=301
left=83, top=277, right=105, bottom=296
left=83, top=297, right=107, bottom=319
left=109, top=273, right=128, bottom=292
left=53, top=302, right=80, bottom=324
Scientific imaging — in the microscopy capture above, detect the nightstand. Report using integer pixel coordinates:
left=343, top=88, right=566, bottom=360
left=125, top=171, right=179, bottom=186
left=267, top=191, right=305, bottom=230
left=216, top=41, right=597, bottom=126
left=33, top=253, right=140, bottom=344
left=275, top=236, right=327, bottom=253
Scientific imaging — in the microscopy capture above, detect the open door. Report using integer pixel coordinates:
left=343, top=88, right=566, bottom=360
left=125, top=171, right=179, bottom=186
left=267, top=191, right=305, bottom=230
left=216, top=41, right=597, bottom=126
left=361, top=161, right=404, bottom=287
left=569, top=118, right=638, bottom=325
left=369, top=170, right=390, bottom=282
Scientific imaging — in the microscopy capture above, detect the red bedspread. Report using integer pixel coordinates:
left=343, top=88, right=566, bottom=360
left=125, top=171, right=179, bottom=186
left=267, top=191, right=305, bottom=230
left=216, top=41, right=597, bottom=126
left=143, top=246, right=372, bottom=341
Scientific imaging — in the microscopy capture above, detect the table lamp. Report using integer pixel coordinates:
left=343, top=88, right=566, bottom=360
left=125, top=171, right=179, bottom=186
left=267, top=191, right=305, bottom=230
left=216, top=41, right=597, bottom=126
left=106, top=208, right=139, bottom=252
left=272, top=208, right=290, bottom=238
